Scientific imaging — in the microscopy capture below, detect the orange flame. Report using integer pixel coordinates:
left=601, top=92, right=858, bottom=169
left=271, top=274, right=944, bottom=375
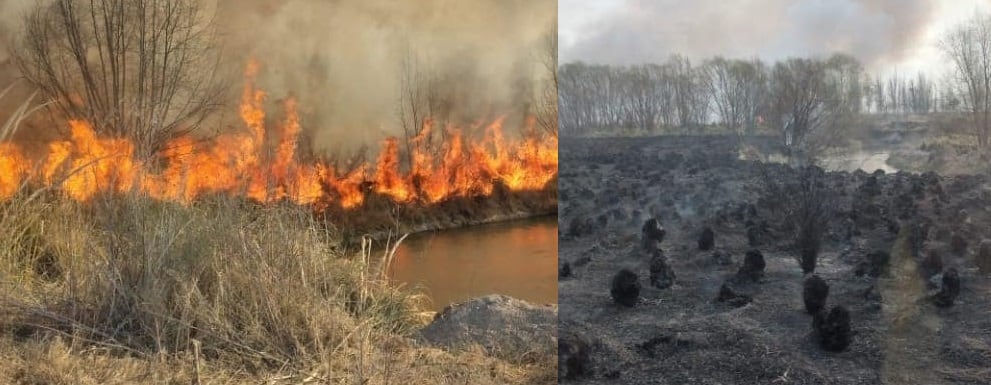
left=0, top=143, right=27, bottom=200
left=0, top=61, right=558, bottom=210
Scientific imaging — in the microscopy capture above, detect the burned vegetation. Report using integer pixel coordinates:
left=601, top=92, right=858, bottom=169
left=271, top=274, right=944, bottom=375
left=558, top=135, right=991, bottom=384
left=803, top=274, right=829, bottom=315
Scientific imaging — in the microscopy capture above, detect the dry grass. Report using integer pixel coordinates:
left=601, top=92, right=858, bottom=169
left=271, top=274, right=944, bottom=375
left=0, top=93, right=555, bottom=384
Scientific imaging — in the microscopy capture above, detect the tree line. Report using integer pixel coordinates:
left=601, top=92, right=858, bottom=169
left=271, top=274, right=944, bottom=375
left=559, top=55, right=952, bottom=133
left=560, top=12, right=991, bottom=153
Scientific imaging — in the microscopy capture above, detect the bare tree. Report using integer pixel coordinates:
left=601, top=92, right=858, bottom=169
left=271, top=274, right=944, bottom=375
left=559, top=57, right=709, bottom=135
left=623, top=64, right=663, bottom=132
left=905, top=72, right=935, bottom=114
left=770, top=59, right=822, bottom=150
left=557, top=62, right=593, bottom=135
left=13, top=0, right=226, bottom=158
left=825, top=54, right=863, bottom=116
left=669, top=55, right=710, bottom=129
left=941, top=79, right=962, bottom=112
left=397, top=46, right=431, bottom=167
left=705, top=57, right=767, bottom=135
left=768, top=58, right=839, bottom=162
left=558, top=54, right=862, bottom=142
left=873, top=76, right=886, bottom=113
left=706, top=57, right=745, bottom=133
left=892, top=75, right=908, bottom=114
left=558, top=62, right=619, bottom=134
left=940, top=11, right=991, bottom=148
left=533, top=18, right=558, bottom=137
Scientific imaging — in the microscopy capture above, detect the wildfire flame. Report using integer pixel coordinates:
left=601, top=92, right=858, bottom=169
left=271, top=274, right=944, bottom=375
left=0, top=61, right=558, bottom=209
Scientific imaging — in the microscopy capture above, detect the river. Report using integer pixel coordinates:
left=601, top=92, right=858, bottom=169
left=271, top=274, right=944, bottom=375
left=387, top=216, right=558, bottom=311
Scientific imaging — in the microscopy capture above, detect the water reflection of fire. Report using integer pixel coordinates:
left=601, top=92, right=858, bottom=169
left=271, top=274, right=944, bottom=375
left=0, top=61, right=558, bottom=209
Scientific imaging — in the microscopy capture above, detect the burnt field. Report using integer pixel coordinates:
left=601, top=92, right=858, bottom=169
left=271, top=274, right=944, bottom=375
left=557, top=135, right=991, bottom=384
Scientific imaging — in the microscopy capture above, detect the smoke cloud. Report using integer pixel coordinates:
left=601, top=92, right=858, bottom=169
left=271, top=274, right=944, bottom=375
left=0, top=0, right=40, bottom=137
left=214, top=0, right=556, bottom=150
left=560, top=0, right=939, bottom=70
left=0, top=0, right=34, bottom=69
left=0, top=0, right=556, bottom=151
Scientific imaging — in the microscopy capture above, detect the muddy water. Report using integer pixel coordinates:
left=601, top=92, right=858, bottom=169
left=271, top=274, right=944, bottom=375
left=740, top=147, right=898, bottom=173
left=387, top=216, right=557, bottom=311
left=820, top=151, right=898, bottom=173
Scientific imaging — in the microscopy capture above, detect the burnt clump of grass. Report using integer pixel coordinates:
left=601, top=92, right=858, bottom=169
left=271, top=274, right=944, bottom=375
left=641, top=218, right=666, bottom=251
left=715, top=282, right=752, bottom=308
left=950, top=232, right=968, bottom=256
left=648, top=250, right=676, bottom=289
left=735, top=249, right=766, bottom=283
left=558, top=333, right=593, bottom=380
left=791, top=167, right=831, bottom=275
left=813, top=305, right=852, bottom=352
left=855, top=250, right=891, bottom=278
left=559, top=260, right=573, bottom=279
left=758, top=163, right=832, bottom=275
left=611, top=269, right=641, bottom=307
left=802, top=275, right=829, bottom=315
left=933, top=268, right=961, bottom=308
left=566, top=215, right=594, bottom=238
left=697, top=227, right=715, bottom=251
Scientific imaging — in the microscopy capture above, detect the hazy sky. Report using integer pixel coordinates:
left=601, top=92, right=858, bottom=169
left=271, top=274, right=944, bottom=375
left=560, top=0, right=991, bottom=76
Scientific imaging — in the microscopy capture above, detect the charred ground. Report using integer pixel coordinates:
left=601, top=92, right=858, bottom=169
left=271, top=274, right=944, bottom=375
left=558, top=134, right=991, bottom=384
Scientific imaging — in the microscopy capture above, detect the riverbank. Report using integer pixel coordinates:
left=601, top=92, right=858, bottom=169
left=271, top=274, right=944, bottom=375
left=0, top=192, right=557, bottom=384
left=326, top=182, right=558, bottom=245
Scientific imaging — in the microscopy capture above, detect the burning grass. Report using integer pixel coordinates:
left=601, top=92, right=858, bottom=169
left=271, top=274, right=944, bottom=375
left=0, top=61, right=558, bottom=210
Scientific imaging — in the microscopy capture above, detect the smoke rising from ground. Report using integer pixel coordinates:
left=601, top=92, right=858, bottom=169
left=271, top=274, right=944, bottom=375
left=0, top=0, right=556, bottom=151
left=0, top=0, right=33, bottom=66
left=215, top=0, right=556, bottom=151
left=560, top=0, right=940, bottom=71
left=0, top=0, right=41, bottom=139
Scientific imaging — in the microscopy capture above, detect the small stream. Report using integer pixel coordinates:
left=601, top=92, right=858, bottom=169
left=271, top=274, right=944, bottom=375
left=387, top=216, right=558, bottom=311
left=819, top=151, right=898, bottom=173
left=741, top=147, right=899, bottom=173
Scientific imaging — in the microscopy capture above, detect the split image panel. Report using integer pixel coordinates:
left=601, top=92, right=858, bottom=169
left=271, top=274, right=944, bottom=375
left=0, top=1, right=557, bottom=384
left=557, top=1, right=991, bottom=384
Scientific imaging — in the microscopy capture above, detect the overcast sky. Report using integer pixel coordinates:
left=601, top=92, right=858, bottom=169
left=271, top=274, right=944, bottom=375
left=560, top=0, right=991, bottom=76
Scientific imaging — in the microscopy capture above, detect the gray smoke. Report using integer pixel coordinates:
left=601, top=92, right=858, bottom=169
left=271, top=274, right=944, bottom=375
left=0, top=0, right=39, bottom=133
left=561, top=0, right=937, bottom=69
left=0, top=0, right=556, bottom=151
left=213, top=0, right=556, bottom=150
